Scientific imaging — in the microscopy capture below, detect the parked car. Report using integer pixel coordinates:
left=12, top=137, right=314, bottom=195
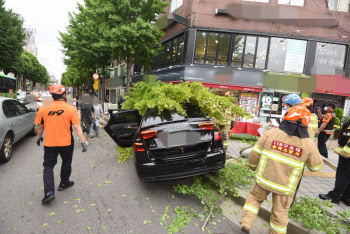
left=29, top=91, right=40, bottom=100
left=0, top=97, right=37, bottom=162
left=36, top=94, right=53, bottom=109
left=105, top=104, right=226, bottom=181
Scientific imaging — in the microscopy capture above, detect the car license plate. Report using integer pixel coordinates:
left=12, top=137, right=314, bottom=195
left=158, top=132, right=200, bottom=147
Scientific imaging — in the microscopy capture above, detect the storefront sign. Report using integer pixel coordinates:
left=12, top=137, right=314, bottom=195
left=239, top=92, right=259, bottom=117
left=271, top=104, right=278, bottom=111
left=313, top=43, right=346, bottom=75
left=284, top=40, right=307, bottom=74
left=261, top=94, right=273, bottom=110
left=104, top=103, right=119, bottom=114
left=344, top=98, right=350, bottom=117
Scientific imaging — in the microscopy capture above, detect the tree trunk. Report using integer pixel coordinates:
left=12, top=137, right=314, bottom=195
left=90, top=72, right=93, bottom=95
left=126, top=59, right=131, bottom=95
left=102, top=63, right=106, bottom=106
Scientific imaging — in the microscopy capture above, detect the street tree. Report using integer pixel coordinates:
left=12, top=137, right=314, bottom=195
left=0, top=0, right=26, bottom=74
left=83, top=0, right=168, bottom=94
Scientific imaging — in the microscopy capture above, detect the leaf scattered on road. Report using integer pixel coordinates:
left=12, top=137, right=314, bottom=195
left=49, top=212, right=55, bottom=216
left=64, top=201, right=68, bottom=204
left=143, top=220, right=152, bottom=224
left=40, top=187, right=44, bottom=190
left=107, top=209, right=111, bottom=212
left=103, top=226, right=106, bottom=230
left=73, top=198, right=81, bottom=201
left=98, top=184, right=101, bottom=187
left=43, top=223, right=48, bottom=227
left=146, top=198, right=149, bottom=200
left=58, top=220, right=62, bottom=224
left=89, top=182, right=93, bottom=185
left=91, top=204, right=96, bottom=206
left=29, top=202, right=32, bottom=205
left=87, top=226, right=90, bottom=230
left=122, top=195, right=126, bottom=197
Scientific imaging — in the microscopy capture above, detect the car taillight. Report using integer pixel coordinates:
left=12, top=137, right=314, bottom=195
left=36, top=99, right=42, bottom=102
left=199, top=122, right=214, bottom=130
left=214, top=131, right=222, bottom=141
left=134, top=143, right=145, bottom=152
left=141, top=130, right=157, bottom=140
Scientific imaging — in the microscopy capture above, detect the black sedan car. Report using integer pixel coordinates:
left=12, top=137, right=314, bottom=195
left=105, top=104, right=226, bottom=181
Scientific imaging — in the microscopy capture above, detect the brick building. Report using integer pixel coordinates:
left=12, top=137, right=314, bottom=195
left=132, top=0, right=350, bottom=120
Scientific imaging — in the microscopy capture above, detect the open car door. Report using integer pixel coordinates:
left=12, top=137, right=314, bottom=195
left=104, top=109, right=141, bottom=147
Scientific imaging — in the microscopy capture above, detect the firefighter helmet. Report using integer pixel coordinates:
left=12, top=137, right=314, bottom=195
left=283, top=94, right=302, bottom=106
left=283, top=105, right=311, bottom=127
left=302, top=97, right=313, bottom=107
left=49, top=84, right=66, bottom=95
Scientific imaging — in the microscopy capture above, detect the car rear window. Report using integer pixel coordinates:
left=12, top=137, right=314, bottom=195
left=141, top=104, right=206, bottom=127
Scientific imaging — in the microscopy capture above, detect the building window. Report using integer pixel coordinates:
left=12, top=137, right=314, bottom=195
left=206, top=33, right=219, bottom=65
left=255, top=37, right=268, bottom=69
left=243, top=0, right=269, bottom=2
left=328, top=0, right=350, bottom=12
left=232, top=35, right=268, bottom=69
left=243, top=36, right=257, bottom=68
left=313, top=42, right=347, bottom=75
left=217, top=34, right=230, bottom=66
left=170, top=0, right=183, bottom=13
left=176, top=35, right=185, bottom=64
left=195, top=32, right=208, bottom=64
left=195, top=32, right=231, bottom=66
left=231, top=35, right=245, bottom=67
left=267, top=38, right=307, bottom=74
left=278, top=0, right=305, bottom=6
left=171, top=37, right=178, bottom=65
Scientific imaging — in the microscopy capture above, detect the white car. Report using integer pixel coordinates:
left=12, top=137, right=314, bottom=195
left=17, top=91, right=28, bottom=104
left=0, top=97, right=37, bottom=162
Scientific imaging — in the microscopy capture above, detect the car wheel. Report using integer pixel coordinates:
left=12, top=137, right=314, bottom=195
left=0, top=134, right=13, bottom=163
left=28, top=124, right=37, bottom=137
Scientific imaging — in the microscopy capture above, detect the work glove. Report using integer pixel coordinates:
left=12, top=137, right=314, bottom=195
left=81, top=142, right=88, bottom=153
left=37, top=137, right=43, bottom=146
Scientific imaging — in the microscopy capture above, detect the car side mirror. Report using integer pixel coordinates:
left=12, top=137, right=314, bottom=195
left=29, top=108, right=36, bottom=113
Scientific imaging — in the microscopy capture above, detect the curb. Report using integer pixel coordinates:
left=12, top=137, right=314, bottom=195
left=323, top=158, right=337, bottom=171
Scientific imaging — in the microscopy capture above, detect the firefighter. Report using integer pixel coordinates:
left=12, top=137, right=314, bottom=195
left=302, top=97, right=318, bottom=140
left=319, top=130, right=350, bottom=206
left=241, top=94, right=324, bottom=234
left=35, top=84, right=88, bottom=205
left=316, top=103, right=336, bottom=158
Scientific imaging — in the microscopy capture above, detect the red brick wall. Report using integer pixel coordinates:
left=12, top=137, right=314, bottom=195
left=163, top=0, right=350, bottom=42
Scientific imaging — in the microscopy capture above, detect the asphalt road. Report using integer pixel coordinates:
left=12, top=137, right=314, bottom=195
left=0, top=99, right=242, bottom=234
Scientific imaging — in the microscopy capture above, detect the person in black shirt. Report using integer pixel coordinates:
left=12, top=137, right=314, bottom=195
left=78, top=94, right=96, bottom=144
left=118, top=95, right=124, bottom=109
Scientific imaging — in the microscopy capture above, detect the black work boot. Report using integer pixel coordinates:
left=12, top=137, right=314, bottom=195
left=42, top=191, right=55, bottom=205
left=340, top=196, right=350, bottom=206
left=319, top=193, right=340, bottom=204
left=58, top=181, right=74, bottom=191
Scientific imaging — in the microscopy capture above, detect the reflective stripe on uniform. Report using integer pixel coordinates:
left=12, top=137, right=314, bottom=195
left=309, top=124, right=318, bottom=128
left=258, top=156, right=266, bottom=176
left=309, top=164, right=323, bottom=172
left=253, top=145, right=262, bottom=154
left=288, top=167, right=300, bottom=188
left=243, top=204, right=259, bottom=215
left=262, top=150, right=305, bottom=168
left=334, top=146, right=343, bottom=154
left=270, top=221, right=287, bottom=233
left=256, top=174, right=294, bottom=194
left=343, top=146, right=350, bottom=154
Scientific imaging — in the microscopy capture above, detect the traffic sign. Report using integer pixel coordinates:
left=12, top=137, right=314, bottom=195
left=93, top=73, right=99, bottom=80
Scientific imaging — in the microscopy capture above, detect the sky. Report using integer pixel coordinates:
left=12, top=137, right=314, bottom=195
left=5, top=0, right=83, bottom=82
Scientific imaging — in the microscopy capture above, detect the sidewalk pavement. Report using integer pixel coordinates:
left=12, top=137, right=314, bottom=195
left=228, top=137, right=349, bottom=218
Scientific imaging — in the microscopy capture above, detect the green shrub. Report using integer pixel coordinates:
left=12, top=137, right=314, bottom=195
left=334, top=108, right=344, bottom=119
left=335, top=117, right=341, bottom=126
